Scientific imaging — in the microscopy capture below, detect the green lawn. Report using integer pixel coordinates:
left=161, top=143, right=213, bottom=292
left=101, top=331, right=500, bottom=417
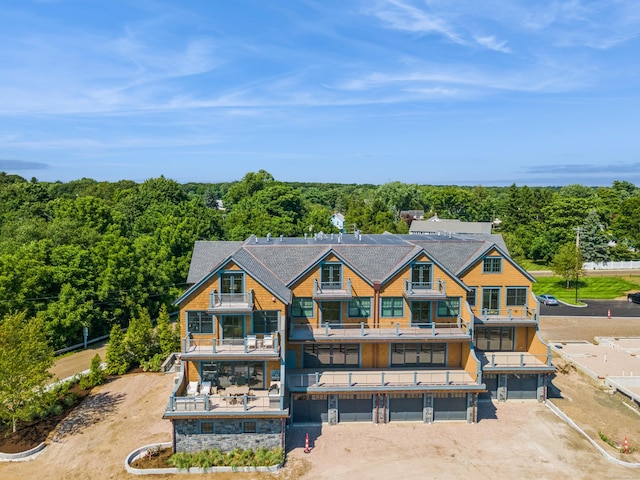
left=533, top=276, right=640, bottom=304
left=516, top=259, right=549, bottom=271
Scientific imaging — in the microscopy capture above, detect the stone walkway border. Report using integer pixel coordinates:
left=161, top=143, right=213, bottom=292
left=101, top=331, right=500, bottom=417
left=124, top=442, right=284, bottom=475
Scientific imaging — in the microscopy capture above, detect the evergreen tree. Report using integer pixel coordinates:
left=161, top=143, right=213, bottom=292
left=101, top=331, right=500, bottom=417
left=579, top=210, right=610, bottom=263
left=105, top=324, right=130, bottom=375
left=156, top=304, right=180, bottom=356
left=125, top=308, right=156, bottom=364
left=0, top=312, right=54, bottom=432
left=88, top=354, right=105, bottom=386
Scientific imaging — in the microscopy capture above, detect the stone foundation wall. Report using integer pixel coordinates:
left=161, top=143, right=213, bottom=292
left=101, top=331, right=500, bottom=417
left=174, top=418, right=283, bottom=453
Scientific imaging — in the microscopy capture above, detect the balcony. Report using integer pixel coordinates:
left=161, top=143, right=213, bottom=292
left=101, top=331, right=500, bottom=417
left=208, top=289, right=254, bottom=314
left=403, top=279, right=447, bottom=300
left=478, top=351, right=554, bottom=373
left=181, top=334, right=280, bottom=359
left=289, top=321, right=471, bottom=342
left=286, top=368, right=482, bottom=393
left=165, top=390, right=287, bottom=417
left=474, top=306, right=538, bottom=326
left=312, top=278, right=353, bottom=300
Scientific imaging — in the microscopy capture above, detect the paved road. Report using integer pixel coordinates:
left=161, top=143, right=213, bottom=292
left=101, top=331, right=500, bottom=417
left=49, top=343, right=108, bottom=381
left=540, top=299, right=640, bottom=318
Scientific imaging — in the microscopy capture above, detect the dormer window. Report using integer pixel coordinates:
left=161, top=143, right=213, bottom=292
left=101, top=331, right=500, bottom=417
left=411, top=263, right=432, bottom=288
left=321, top=263, right=342, bottom=289
left=220, top=271, right=244, bottom=300
left=483, top=257, right=502, bottom=273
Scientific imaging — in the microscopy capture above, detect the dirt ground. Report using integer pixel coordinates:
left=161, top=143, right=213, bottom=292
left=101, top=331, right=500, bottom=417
left=2, top=315, right=640, bottom=479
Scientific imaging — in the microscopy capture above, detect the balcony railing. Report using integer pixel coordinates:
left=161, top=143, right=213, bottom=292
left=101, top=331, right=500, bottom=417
left=403, top=279, right=446, bottom=299
left=289, top=320, right=470, bottom=341
left=481, top=351, right=553, bottom=369
left=182, top=334, right=279, bottom=356
left=287, top=369, right=480, bottom=391
left=208, top=289, right=254, bottom=313
left=313, top=278, right=352, bottom=299
left=478, top=306, right=538, bottom=323
left=166, top=390, right=285, bottom=414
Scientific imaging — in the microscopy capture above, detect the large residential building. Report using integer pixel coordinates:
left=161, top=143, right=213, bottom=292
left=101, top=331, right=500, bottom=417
left=164, top=231, right=554, bottom=452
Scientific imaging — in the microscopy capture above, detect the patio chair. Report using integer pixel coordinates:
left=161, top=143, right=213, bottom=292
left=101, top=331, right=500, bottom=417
left=186, top=381, right=199, bottom=396
left=246, top=335, right=257, bottom=350
left=200, top=381, right=212, bottom=395
left=263, top=334, right=274, bottom=349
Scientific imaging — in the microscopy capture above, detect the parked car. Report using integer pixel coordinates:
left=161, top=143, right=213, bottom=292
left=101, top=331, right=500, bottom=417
left=537, top=294, right=560, bottom=306
left=628, top=292, right=640, bottom=304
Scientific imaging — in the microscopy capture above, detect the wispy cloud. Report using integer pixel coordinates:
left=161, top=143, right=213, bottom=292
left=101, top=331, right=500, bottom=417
left=474, top=35, right=511, bottom=53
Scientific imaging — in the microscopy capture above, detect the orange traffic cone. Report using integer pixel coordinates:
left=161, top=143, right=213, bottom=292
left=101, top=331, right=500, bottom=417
left=624, top=436, right=629, bottom=454
left=304, top=433, right=310, bottom=453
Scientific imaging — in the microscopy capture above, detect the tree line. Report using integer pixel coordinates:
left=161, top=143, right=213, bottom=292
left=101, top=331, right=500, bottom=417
left=1, top=170, right=639, bottom=351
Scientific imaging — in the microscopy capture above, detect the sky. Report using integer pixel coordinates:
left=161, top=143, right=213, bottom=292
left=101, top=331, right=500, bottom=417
left=1, top=1, right=640, bottom=187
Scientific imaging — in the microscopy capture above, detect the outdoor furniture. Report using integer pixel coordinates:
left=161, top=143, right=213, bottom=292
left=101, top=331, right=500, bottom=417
left=247, top=335, right=257, bottom=350
left=263, top=334, right=274, bottom=349
left=200, top=381, right=212, bottom=395
left=186, top=381, right=199, bottom=396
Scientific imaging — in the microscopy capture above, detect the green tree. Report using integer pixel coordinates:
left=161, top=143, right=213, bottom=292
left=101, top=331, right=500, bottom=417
left=156, top=304, right=180, bottom=356
left=0, top=312, right=54, bottom=432
left=579, top=211, right=610, bottom=263
left=551, top=243, right=584, bottom=289
left=125, top=308, right=156, bottom=365
left=105, top=324, right=129, bottom=375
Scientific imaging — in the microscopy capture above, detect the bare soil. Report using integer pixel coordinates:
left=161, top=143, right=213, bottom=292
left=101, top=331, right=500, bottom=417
left=1, top=316, right=639, bottom=479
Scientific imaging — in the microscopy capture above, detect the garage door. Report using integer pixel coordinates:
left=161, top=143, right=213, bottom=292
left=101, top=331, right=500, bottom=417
left=480, top=375, right=498, bottom=400
left=292, top=395, right=328, bottom=423
left=507, top=374, right=538, bottom=400
left=338, top=395, right=372, bottom=422
left=389, top=394, right=424, bottom=421
left=433, top=394, right=467, bottom=421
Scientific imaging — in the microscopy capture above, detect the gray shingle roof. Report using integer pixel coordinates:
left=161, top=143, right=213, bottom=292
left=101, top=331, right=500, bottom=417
left=183, top=233, right=516, bottom=302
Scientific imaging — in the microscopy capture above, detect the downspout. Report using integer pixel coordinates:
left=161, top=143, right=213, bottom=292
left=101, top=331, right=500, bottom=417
left=373, top=281, right=381, bottom=328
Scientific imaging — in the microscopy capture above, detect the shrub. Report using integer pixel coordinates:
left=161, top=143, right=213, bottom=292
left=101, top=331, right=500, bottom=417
left=140, top=353, right=164, bottom=372
left=167, top=447, right=284, bottom=469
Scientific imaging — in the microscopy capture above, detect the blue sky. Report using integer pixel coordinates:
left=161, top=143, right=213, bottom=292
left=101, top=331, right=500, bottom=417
left=1, top=1, right=640, bottom=187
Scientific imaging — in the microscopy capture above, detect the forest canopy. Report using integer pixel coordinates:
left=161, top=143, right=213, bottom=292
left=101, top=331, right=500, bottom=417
left=1, top=170, right=638, bottom=350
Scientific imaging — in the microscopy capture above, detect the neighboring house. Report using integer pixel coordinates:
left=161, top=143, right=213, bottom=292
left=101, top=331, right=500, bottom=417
left=399, top=209, right=425, bottom=220
left=330, top=213, right=345, bottom=232
left=410, top=214, right=493, bottom=235
left=165, top=232, right=553, bottom=453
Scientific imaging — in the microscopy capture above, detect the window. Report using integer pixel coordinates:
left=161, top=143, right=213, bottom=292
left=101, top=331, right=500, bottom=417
left=220, top=271, right=244, bottom=298
left=411, top=263, right=432, bottom=288
left=321, top=263, right=342, bottom=289
left=380, top=297, right=404, bottom=317
left=390, top=343, right=446, bottom=366
left=467, top=288, right=477, bottom=306
left=410, top=301, right=431, bottom=324
left=292, top=297, right=314, bottom=318
left=243, top=421, right=257, bottom=434
left=483, top=257, right=502, bottom=273
left=437, top=298, right=460, bottom=317
left=320, top=301, right=341, bottom=324
left=348, top=298, right=371, bottom=318
left=200, top=421, right=214, bottom=434
left=187, top=311, right=214, bottom=334
left=201, top=361, right=265, bottom=389
left=506, top=287, right=527, bottom=306
left=253, top=311, right=279, bottom=334
left=303, top=344, right=359, bottom=368
left=475, top=327, right=514, bottom=351
left=482, top=288, right=500, bottom=315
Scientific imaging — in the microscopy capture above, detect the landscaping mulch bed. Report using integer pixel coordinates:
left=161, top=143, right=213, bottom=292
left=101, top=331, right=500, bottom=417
left=0, top=383, right=92, bottom=454
left=130, top=447, right=173, bottom=469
